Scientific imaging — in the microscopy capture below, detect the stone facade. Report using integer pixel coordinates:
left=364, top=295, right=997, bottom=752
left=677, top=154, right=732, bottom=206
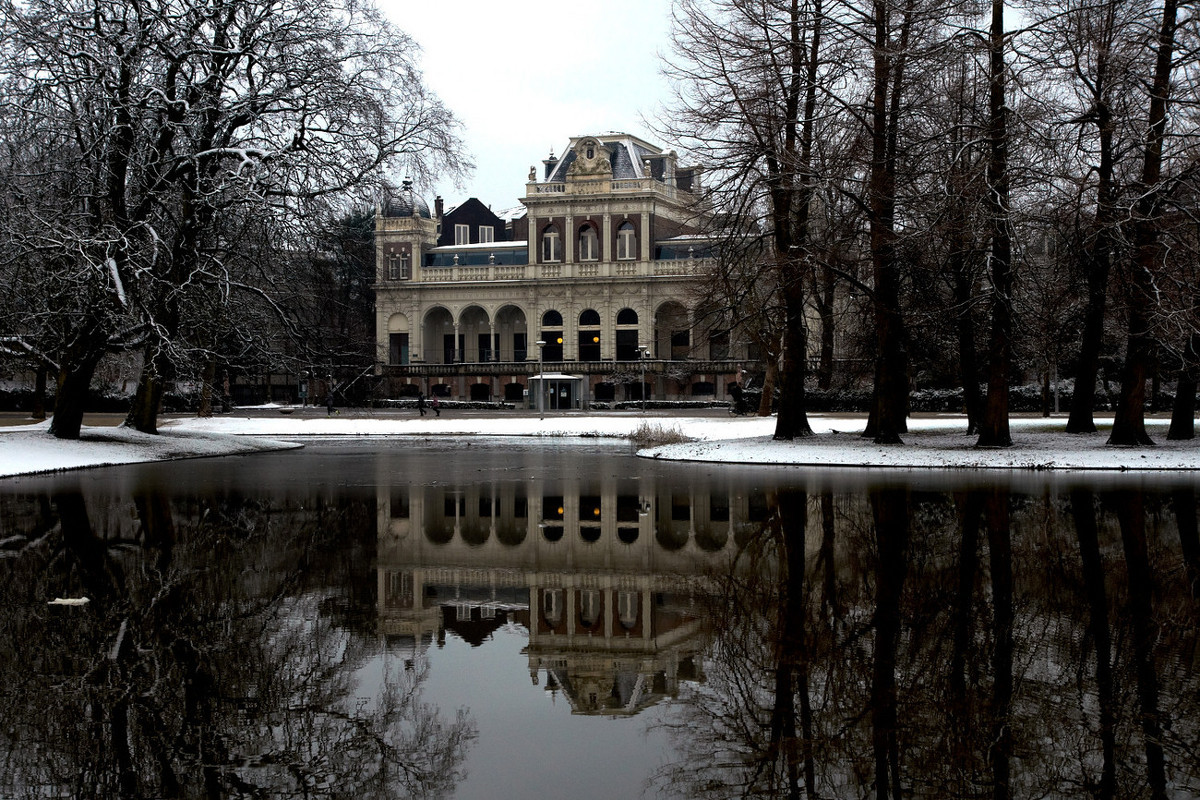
left=375, top=133, right=757, bottom=406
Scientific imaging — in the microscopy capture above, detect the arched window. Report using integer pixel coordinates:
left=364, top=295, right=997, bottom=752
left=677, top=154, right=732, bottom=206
left=617, top=221, right=637, bottom=260
left=541, top=224, right=561, bottom=262
left=540, top=311, right=564, bottom=360
left=579, top=309, right=601, bottom=360
left=615, top=307, right=640, bottom=360
left=579, top=224, right=599, bottom=261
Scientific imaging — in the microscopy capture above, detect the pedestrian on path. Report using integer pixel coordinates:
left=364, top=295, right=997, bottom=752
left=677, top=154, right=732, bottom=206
left=417, top=394, right=427, bottom=416
left=431, top=395, right=441, bottom=417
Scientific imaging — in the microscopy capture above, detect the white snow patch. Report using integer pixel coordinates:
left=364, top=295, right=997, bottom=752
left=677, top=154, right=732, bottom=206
left=0, top=412, right=1197, bottom=479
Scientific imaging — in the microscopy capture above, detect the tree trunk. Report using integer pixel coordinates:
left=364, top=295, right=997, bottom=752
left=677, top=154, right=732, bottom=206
left=49, top=356, right=103, bottom=440
left=1167, top=330, right=1197, bottom=440
left=863, top=0, right=912, bottom=445
left=1066, top=276, right=1108, bottom=433
left=1167, top=373, right=1196, bottom=440
left=976, top=0, right=1013, bottom=448
left=953, top=251, right=982, bottom=436
left=773, top=0, right=821, bottom=440
left=1066, top=30, right=1118, bottom=434
left=774, top=278, right=814, bottom=439
left=817, top=264, right=836, bottom=390
left=197, top=358, right=217, bottom=418
left=1109, top=0, right=1178, bottom=446
left=760, top=357, right=778, bottom=417
left=126, top=344, right=172, bottom=434
left=32, top=364, right=48, bottom=421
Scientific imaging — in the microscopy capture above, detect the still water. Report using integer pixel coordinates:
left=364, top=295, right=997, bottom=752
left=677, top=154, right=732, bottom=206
left=2, top=439, right=1198, bottom=799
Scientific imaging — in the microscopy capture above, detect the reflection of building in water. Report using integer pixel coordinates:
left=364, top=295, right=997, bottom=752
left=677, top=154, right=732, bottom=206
left=376, top=474, right=772, bottom=715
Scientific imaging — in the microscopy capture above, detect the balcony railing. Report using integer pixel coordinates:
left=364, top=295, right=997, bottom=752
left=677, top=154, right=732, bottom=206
left=409, top=259, right=710, bottom=283
left=381, top=358, right=752, bottom=377
left=526, top=178, right=694, bottom=202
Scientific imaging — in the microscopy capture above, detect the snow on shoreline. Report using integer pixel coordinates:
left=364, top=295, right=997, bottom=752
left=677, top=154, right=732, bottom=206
left=0, top=411, right=1197, bottom=479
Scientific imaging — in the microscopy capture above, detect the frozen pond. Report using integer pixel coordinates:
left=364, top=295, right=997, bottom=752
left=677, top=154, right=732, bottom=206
left=2, top=440, right=1198, bottom=798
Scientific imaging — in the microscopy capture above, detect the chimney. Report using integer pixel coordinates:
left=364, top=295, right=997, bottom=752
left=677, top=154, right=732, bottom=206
left=435, top=195, right=444, bottom=220
left=543, top=148, right=559, bottom=181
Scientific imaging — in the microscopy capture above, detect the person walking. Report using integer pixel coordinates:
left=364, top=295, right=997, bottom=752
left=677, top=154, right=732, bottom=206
left=416, top=393, right=427, bottom=416
left=326, top=391, right=336, bottom=415
left=431, top=395, right=441, bottom=417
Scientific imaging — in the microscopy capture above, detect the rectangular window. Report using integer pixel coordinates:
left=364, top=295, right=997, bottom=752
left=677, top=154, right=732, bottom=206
left=709, top=329, right=729, bottom=360
left=455, top=224, right=469, bottom=245
left=542, top=231, right=560, bottom=262
left=387, top=255, right=398, bottom=280
left=478, top=225, right=494, bottom=243
left=580, top=228, right=599, bottom=261
left=389, top=333, right=409, bottom=365
left=671, top=330, right=690, bottom=360
left=617, top=227, right=636, bottom=260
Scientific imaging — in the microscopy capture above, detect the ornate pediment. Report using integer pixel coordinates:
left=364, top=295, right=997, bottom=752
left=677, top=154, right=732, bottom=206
left=567, top=138, right=612, bottom=178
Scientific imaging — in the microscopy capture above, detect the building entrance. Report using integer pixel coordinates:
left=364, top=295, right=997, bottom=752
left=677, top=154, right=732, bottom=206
left=529, top=373, right=583, bottom=411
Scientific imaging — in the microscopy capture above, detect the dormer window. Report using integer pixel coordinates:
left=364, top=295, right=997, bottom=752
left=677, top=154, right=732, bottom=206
left=479, top=225, right=494, bottom=243
left=541, top=224, right=561, bottom=262
left=454, top=224, right=469, bottom=245
left=586, top=145, right=595, bottom=159
left=579, top=224, right=599, bottom=261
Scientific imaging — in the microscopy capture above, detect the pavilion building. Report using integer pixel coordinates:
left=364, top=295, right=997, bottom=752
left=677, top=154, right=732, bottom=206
left=374, top=132, right=758, bottom=407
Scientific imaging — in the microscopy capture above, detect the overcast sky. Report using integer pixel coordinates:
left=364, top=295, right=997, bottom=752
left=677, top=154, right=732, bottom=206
left=376, top=0, right=677, bottom=215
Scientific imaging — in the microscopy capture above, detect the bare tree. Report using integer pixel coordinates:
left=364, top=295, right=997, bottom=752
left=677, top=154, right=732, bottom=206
left=662, top=0, right=845, bottom=439
left=975, top=0, right=1015, bottom=447
left=1108, top=0, right=1182, bottom=445
left=0, top=0, right=464, bottom=438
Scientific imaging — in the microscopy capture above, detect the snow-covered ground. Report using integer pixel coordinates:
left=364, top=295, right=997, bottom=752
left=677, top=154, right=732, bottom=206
left=0, top=408, right=1197, bottom=479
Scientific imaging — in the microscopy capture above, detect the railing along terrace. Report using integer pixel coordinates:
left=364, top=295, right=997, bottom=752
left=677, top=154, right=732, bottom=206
left=414, top=258, right=712, bottom=283
left=526, top=179, right=692, bottom=202
left=381, top=358, right=748, bottom=377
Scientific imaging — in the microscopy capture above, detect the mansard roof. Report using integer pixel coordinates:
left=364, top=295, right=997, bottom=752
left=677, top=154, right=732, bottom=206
left=542, top=132, right=670, bottom=183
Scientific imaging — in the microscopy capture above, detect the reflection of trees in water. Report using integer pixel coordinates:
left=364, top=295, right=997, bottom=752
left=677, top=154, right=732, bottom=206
left=0, top=487, right=475, bottom=798
left=654, top=483, right=1200, bottom=799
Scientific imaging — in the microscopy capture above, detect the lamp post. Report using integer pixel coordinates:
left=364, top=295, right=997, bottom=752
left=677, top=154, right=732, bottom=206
left=535, top=340, right=546, bottom=420
left=637, top=345, right=649, bottom=412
